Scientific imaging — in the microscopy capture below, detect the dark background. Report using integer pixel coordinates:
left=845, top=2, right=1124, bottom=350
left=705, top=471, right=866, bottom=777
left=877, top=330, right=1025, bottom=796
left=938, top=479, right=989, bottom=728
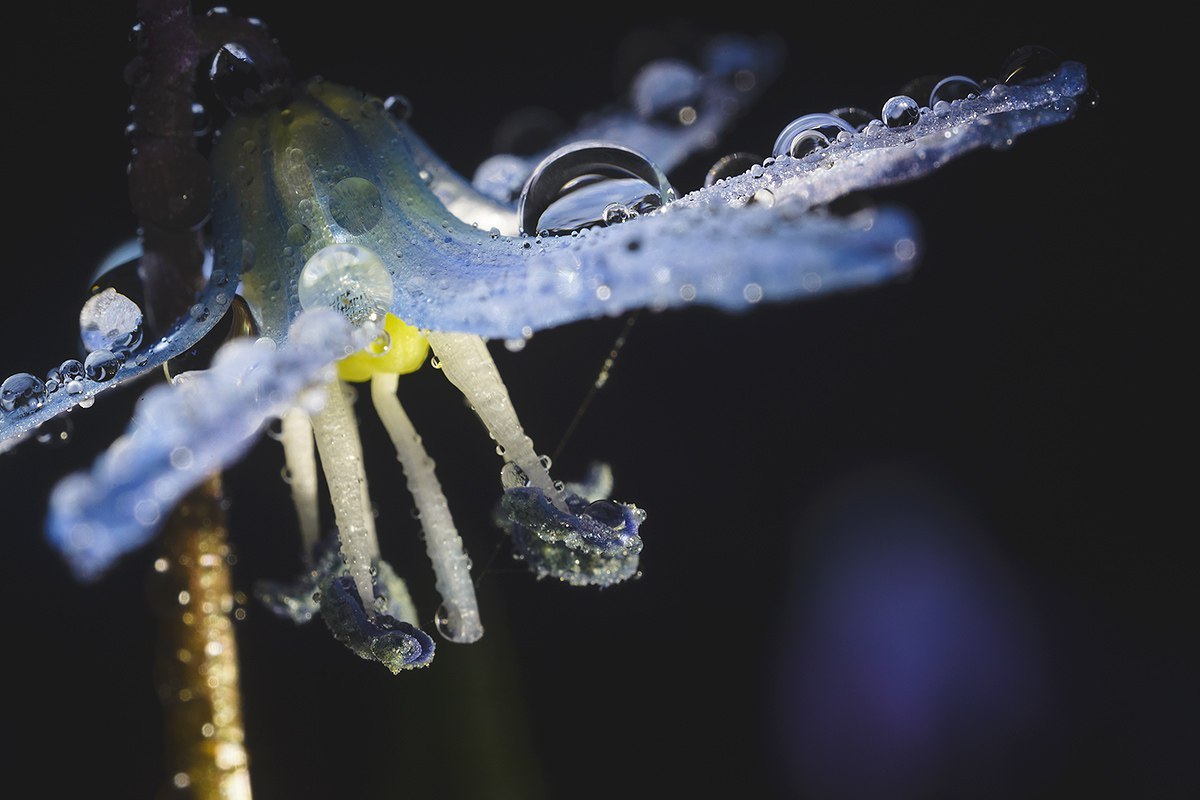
left=1, top=3, right=1185, bottom=799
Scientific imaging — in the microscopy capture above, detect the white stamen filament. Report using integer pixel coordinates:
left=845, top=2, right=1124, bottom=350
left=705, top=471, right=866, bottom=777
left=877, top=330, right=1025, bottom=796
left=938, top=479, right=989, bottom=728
left=280, top=408, right=320, bottom=561
left=371, top=372, right=483, bottom=643
left=424, top=331, right=567, bottom=512
left=309, top=379, right=379, bottom=610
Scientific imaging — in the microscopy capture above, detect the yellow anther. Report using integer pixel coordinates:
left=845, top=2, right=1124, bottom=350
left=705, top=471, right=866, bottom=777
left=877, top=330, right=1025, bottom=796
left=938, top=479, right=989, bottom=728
left=337, top=313, right=429, bottom=382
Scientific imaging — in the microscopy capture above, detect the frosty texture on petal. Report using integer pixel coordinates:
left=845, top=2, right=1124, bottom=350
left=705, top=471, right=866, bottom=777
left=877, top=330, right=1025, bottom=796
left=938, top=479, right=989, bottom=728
left=46, top=309, right=358, bottom=581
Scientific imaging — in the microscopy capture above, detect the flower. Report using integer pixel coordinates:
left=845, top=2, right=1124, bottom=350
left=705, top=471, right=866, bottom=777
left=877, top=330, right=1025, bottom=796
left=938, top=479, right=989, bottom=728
left=0, top=20, right=1087, bottom=674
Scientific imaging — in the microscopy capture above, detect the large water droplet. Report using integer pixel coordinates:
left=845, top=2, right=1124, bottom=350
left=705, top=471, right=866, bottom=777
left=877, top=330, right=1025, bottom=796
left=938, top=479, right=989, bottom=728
left=327, top=177, right=383, bottom=234
left=298, top=244, right=393, bottom=326
left=999, top=45, right=1058, bottom=85
left=517, top=142, right=676, bottom=236
left=929, top=75, right=982, bottom=106
left=882, top=95, right=920, bottom=129
left=583, top=499, right=626, bottom=529
left=209, top=43, right=264, bottom=112
left=1, top=373, right=46, bottom=415
left=79, top=288, right=143, bottom=354
left=772, top=113, right=857, bottom=158
left=83, top=350, right=122, bottom=382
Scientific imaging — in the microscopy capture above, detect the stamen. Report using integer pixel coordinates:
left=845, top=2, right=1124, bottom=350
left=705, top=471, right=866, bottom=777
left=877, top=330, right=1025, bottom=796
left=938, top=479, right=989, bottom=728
left=371, top=372, right=483, bottom=643
left=424, top=332, right=567, bottom=512
left=309, top=379, right=379, bottom=610
left=279, top=408, right=320, bottom=561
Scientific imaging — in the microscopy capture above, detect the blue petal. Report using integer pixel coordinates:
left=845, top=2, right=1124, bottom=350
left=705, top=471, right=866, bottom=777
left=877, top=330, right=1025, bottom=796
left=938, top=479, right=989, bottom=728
left=45, top=309, right=358, bottom=581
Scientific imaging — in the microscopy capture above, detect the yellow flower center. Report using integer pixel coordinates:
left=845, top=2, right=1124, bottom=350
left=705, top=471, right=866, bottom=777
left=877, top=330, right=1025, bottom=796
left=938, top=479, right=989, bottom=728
left=337, top=313, right=428, bottom=382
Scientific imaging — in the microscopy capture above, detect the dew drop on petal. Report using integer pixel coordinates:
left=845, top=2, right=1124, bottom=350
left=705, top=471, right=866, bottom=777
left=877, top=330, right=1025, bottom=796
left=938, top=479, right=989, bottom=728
left=929, top=75, right=982, bottom=106
left=79, top=288, right=144, bottom=354
left=83, top=350, right=122, bottom=382
left=298, top=244, right=393, bottom=327
left=1, top=373, right=46, bottom=415
left=882, top=95, right=920, bottom=129
left=327, top=177, right=383, bottom=234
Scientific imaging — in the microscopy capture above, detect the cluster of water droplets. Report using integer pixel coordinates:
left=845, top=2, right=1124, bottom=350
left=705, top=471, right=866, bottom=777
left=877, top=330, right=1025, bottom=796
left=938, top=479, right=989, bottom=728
left=695, top=45, right=1068, bottom=185
left=1, top=257, right=148, bottom=421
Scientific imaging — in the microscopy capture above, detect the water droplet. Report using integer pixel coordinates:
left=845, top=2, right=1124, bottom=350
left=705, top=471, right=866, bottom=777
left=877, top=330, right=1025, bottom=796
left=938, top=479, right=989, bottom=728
left=327, top=177, right=383, bottom=234
left=743, top=283, right=763, bottom=303
left=518, top=142, right=676, bottom=236
left=65, top=379, right=84, bottom=395
left=210, top=268, right=229, bottom=286
left=78, top=395, right=95, bottom=409
left=999, top=45, right=1058, bottom=85
left=79, top=288, right=143, bottom=354
left=882, top=95, right=920, bottom=129
left=630, top=59, right=703, bottom=126
left=286, top=223, right=311, bottom=246
left=59, top=359, right=85, bottom=381
left=583, top=499, right=626, bottom=529
left=383, top=94, right=412, bottom=122
left=191, top=102, right=211, bottom=137
left=538, top=454, right=553, bottom=470
left=500, top=461, right=529, bottom=489
left=772, top=113, right=856, bottom=158
left=189, top=303, right=209, bottom=321
left=299, top=244, right=393, bottom=327
left=750, top=188, right=775, bottom=207
left=83, top=350, right=121, bottom=382
left=434, top=603, right=460, bottom=639
left=209, top=43, right=265, bottom=111
left=929, top=75, right=982, bottom=106
left=704, top=152, right=762, bottom=187
left=1, top=373, right=46, bottom=415
left=367, top=330, right=392, bottom=355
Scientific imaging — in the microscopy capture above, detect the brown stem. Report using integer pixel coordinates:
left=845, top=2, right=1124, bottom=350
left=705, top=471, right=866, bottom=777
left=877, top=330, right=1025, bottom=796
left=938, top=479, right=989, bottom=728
left=150, top=475, right=253, bottom=799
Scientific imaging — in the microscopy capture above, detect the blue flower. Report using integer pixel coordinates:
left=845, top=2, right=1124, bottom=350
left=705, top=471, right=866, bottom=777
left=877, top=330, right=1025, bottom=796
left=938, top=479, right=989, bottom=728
left=0, top=29, right=1087, bottom=672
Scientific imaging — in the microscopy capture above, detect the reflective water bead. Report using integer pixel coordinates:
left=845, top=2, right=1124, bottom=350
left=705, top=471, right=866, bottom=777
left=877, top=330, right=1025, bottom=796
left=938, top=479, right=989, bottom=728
left=58, top=359, right=85, bottom=381
left=929, top=75, right=982, bottom=106
left=327, top=177, right=383, bottom=234
left=882, top=95, right=920, bottom=128
left=1, top=373, right=46, bottom=415
left=298, top=244, right=393, bottom=327
left=517, top=141, right=676, bottom=236
left=583, top=499, right=626, bottom=529
left=383, top=94, right=412, bottom=122
left=999, top=45, right=1058, bottom=85
left=772, top=113, right=856, bottom=158
left=209, top=43, right=264, bottom=112
left=79, top=288, right=144, bottom=354
left=83, top=350, right=122, bottom=382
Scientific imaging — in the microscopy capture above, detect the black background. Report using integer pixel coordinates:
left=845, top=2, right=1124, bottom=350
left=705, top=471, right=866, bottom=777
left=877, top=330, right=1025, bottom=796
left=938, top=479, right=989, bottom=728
left=0, top=3, right=1184, bottom=799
